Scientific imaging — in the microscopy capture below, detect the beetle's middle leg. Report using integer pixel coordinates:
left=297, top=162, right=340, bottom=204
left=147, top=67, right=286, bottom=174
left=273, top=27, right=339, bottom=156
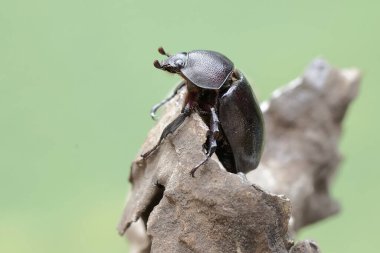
left=190, top=107, right=220, bottom=177
left=141, top=103, right=192, bottom=159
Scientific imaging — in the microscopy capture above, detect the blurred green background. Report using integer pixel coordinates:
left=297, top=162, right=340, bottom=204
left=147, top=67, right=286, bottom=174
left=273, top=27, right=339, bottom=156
left=1, top=0, right=378, bottom=252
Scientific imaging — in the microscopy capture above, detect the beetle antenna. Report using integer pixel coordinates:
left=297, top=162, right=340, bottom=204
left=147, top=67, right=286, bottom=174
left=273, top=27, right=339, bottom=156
left=153, top=60, right=162, bottom=69
left=158, top=47, right=171, bottom=57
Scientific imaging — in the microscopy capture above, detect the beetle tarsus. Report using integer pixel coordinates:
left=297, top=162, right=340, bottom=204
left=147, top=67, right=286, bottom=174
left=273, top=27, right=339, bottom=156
left=149, top=81, right=186, bottom=121
left=190, top=158, right=208, bottom=177
left=150, top=104, right=161, bottom=121
left=142, top=104, right=192, bottom=159
left=190, top=108, right=219, bottom=177
left=150, top=113, right=157, bottom=121
left=141, top=144, right=159, bottom=159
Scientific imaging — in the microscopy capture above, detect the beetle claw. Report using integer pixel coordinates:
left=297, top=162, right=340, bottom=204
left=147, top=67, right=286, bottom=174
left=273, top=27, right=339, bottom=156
left=190, top=170, right=196, bottom=177
left=190, top=156, right=210, bottom=177
left=150, top=111, right=158, bottom=121
left=190, top=164, right=200, bottom=177
left=202, top=143, right=208, bottom=154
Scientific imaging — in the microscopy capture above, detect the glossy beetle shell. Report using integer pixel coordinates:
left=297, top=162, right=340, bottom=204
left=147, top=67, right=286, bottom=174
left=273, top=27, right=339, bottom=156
left=181, top=50, right=234, bottom=89
left=219, top=72, right=264, bottom=173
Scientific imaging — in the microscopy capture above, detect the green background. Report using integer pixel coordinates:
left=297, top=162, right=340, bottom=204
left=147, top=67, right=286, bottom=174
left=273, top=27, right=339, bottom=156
left=1, top=0, right=378, bottom=252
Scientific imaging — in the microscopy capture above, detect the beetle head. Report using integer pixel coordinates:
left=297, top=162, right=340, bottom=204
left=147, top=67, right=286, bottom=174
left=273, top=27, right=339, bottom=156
left=153, top=47, right=187, bottom=74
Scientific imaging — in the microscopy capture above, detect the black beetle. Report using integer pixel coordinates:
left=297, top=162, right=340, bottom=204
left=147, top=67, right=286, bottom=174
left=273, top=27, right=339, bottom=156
left=142, top=47, right=264, bottom=177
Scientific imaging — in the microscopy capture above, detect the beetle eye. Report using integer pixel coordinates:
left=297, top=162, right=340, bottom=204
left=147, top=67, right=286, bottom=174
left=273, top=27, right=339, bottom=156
left=175, top=59, right=184, bottom=67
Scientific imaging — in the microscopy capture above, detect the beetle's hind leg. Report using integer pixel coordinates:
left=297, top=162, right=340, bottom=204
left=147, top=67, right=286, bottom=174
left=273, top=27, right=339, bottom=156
left=150, top=81, right=186, bottom=120
left=141, top=104, right=192, bottom=159
left=190, top=107, right=220, bottom=177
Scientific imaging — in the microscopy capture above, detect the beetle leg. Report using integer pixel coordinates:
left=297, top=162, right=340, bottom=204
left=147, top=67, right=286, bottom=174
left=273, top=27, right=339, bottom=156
left=141, top=104, right=192, bottom=159
left=206, top=108, right=220, bottom=155
left=150, top=81, right=186, bottom=120
left=190, top=107, right=220, bottom=177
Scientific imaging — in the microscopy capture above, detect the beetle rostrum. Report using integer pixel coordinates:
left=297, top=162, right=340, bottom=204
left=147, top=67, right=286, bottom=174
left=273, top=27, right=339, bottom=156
left=142, top=47, right=264, bottom=177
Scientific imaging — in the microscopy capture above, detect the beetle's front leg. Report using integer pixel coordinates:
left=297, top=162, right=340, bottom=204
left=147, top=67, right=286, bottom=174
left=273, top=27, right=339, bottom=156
left=190, top=107, right=220, bottom=177
left=141, top=103, right=192, bottom=159
left=150, top=81, right=186, bottom=120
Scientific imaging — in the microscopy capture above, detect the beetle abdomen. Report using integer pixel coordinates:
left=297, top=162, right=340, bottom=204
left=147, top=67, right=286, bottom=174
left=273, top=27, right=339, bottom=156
left=218, top=71, right=264, bottom=173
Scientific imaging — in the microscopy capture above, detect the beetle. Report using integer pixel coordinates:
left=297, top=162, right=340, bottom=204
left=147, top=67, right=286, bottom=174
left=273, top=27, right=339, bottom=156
left=141, top=47, right=264, bottom=177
